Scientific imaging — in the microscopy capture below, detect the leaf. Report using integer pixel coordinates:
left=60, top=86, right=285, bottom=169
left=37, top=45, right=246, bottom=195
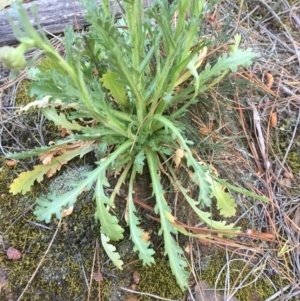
left=101, top=234, right=123, bottom=270
left=140, top=229, right=151, bottom=242
left=190, top=162, right=212, bottom=207
left=38, top=141, right=95, bottom=165
left=100, top=71, right=128, bottom=107
left=0, top=0, right=15, bottom=11
left=229, top=34, right=241, bottom=53
left=174, top=46, right=207, bottom=87
left=214, top=177, right=269, bottom=203
left=6, top=136, right=81, bottom=160
left=41, top=107, right=84, bottom=131
left=146, top=150, right=189, bottom=290
left=200, top=48, right=256, bottom=85
left=94, top=175, right=124, bottom=241
left=61, top=206, right=74, bottom=217
left=34, top=166, right=102, bottom=222
left=126, top=167, right=155, bottom=264
left=16, top=95, right=79, bottom=114
left=127, top=192, right=155, bottom=265
left=179, top=187, right=240, bottom=233
left=134, top=150, right=145, bottom=174
left=209, top=179, right=237, bottom=218
left=9, top=142, right=96, bottom=194
left=9, top=165, right=49, bottom=195
left=16, top=97, right=51, bottom=113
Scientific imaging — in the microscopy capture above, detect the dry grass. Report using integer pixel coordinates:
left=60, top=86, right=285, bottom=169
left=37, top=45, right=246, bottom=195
left=185, top=0, right=300, bottom=300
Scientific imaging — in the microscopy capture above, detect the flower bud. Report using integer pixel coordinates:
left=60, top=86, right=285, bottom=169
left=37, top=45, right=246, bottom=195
left=0, top=46, right=27, bottom=71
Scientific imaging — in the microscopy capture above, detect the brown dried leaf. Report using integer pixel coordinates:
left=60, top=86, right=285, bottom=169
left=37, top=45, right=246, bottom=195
left=280, top=178, right=292, bottom=187
left=173, top=148, right=185, bottom=167
left=39, top=141, right=94, bottom=165
left=184, top=244, right=191, bottom=254
left=265, top=72, right=274, bottom=88
left=199, top=127, right=210, bottom=135
left=5, top=160, right=18, bottom=167
left=61, top=206, right=74, bottom=217
left=130, top=283, right=137, bottom=291
left=57, top=126, right=72, bottom=137
left=140, top=229, right=151, bottom=243
left=283, top=171, right=293, bottom=179
left=270, top=112, right=277, bottom=127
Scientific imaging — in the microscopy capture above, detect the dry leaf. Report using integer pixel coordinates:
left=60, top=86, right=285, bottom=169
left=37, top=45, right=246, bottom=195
left=39, top=141, right=94, bottom=165
left=57, top=126, right=72, bottom=137
left=270, top=112, right=277, bottom=127
left=265, top=72, right=274, bottom=88
left=199, top=127, right=210, bottom=134
left=140, top=229, right=151, bottom=243
left=5, top=160, right=18, bottom=167
left=61, top=206, right=74, bottom=217
left=283, top=171, right=293, bottom=179
left=184, top=244, right=191, bottom=254
left=173, top=148, right=185, bottom=167
left=16, top=96, right=78, bottom=114
left=0, top=0, right=16, bottom=11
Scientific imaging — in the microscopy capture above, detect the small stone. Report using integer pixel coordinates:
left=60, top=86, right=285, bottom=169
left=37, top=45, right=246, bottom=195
left=6, top=247, right=22, bottom=260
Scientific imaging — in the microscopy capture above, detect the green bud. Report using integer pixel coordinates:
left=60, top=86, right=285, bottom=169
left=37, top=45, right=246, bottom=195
left=0, top=46, right=27, bottom=71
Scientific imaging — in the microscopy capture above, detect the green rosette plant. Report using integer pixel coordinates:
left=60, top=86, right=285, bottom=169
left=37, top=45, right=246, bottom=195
left=1, top=0, right=268, bottom=290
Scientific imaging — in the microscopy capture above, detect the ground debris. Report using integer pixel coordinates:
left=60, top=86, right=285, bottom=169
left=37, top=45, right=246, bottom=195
left=189, top=280, right=240, bottom=301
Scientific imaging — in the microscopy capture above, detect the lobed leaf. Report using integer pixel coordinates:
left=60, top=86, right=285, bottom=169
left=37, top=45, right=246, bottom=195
left=41, top=107, right=85, bottom=131
left=9, top=165, right=50, bottom=195
left=127, top=167, right=155, bottom=265
left=9, top=142, right=96, bottom=194
left=34, top=166, right=102, bottom=222
left=146, top=149, right=189, bottom=290
left=100, top=71, right=129, bottom=107
left=182, top=188, right=240, bottom=232
left=94, top=179, right=124, bottom=241
left=199, top=48, right=257, bottom=85
left=101, top=234, right=123, bottom=269
left=208, top=177, right=237, bottom=218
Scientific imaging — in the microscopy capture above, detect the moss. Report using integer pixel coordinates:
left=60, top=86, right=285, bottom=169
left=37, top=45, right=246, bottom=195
left=136, top=256, right=185, bottom=301
left=15, top=79, right=35, bottom=106
left=200, top=250, right=291, bottom=301
left=0, top=159, right=116, bottom=300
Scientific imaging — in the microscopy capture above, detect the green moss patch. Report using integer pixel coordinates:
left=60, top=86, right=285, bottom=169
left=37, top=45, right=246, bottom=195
left=136, top=257, right=185, bottom=301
